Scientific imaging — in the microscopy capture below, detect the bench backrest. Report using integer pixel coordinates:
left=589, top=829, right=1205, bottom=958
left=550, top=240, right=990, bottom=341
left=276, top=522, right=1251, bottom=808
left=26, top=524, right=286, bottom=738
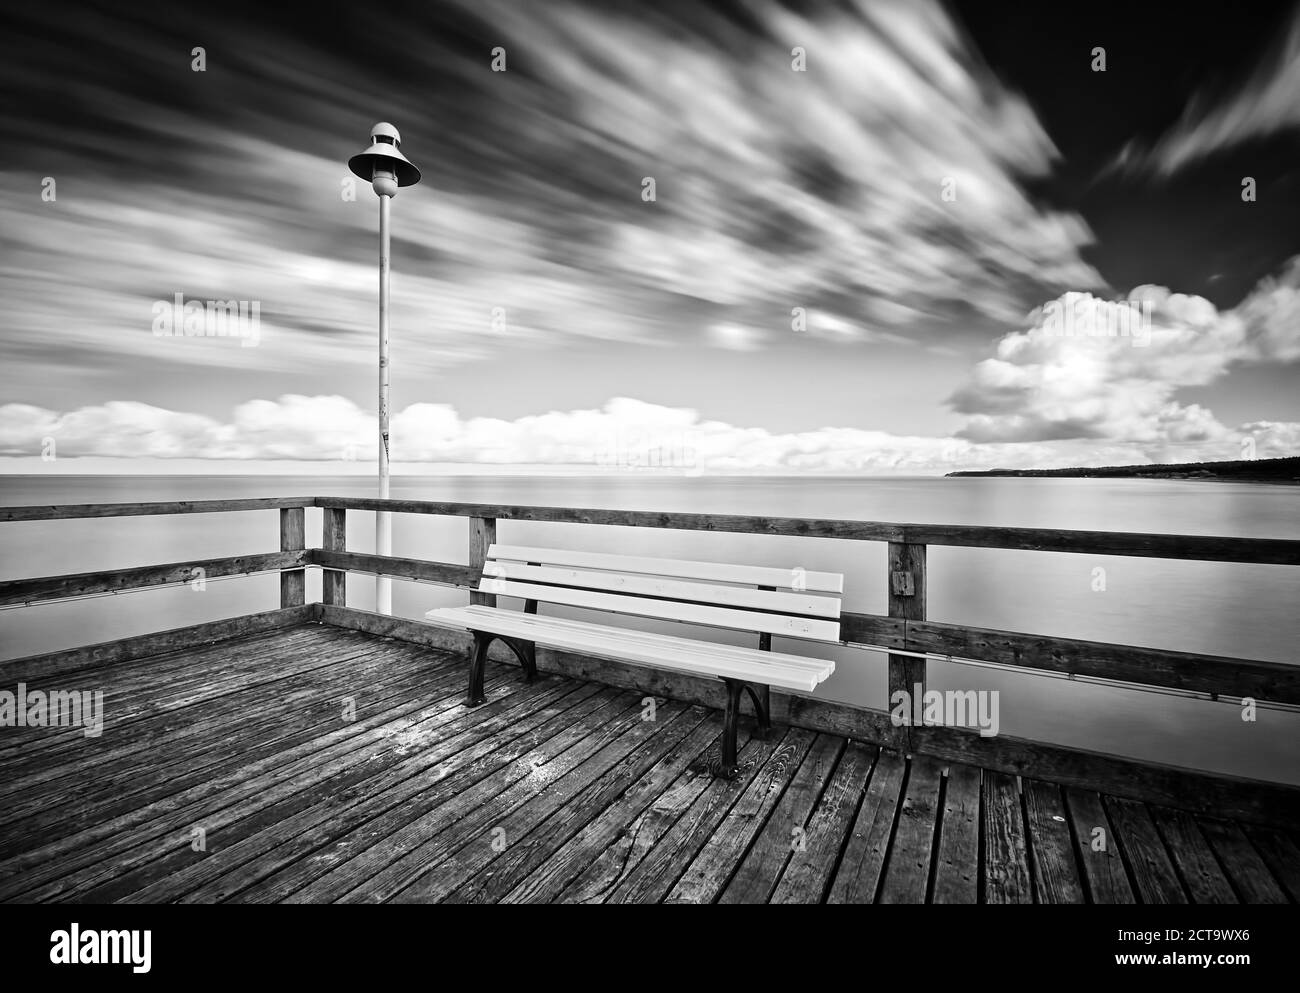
left=478, top=544, right=843, bottom=643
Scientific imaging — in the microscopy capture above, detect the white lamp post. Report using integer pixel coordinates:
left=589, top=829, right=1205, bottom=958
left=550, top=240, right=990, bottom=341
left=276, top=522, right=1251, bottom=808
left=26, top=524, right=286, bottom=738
left=348, top=122, right=421, bottom=615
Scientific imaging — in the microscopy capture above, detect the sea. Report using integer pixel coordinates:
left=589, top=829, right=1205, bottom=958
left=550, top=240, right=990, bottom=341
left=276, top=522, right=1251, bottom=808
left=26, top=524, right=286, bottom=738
left=1, top=472, right=1297, bottom=784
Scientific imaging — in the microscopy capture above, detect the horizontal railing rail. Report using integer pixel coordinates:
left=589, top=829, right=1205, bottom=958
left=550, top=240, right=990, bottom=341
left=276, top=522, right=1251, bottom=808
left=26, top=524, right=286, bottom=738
left=0, top=551, right=310, bottom=607
left=5, top=496, right=1297, bottom=563
left=0, top=497, right=317, bottom=522
left=314, top=496, right=1300, bottom=564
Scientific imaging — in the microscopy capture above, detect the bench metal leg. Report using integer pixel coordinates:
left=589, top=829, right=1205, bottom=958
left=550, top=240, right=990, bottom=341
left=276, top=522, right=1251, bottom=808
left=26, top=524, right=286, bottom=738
left=719, top=679, right=774, bottom=777
left=465, top=630, right=539, bottom=707
left=465, top=630, right=491, bottom=707
left=502, top=636, right=538, bottom=683
left=744, top=684, right=773, bottom=740
left=720, top=679, right=744, bottom=778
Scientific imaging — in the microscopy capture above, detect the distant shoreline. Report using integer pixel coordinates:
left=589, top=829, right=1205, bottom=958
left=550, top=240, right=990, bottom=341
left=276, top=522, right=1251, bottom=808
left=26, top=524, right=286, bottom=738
left=947, top=455, right=1300, bottom=483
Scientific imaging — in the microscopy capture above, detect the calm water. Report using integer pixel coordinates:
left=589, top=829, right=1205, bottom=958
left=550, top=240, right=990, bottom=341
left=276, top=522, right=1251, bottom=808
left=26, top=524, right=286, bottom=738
left=1, top=473, right=1297, bottom=783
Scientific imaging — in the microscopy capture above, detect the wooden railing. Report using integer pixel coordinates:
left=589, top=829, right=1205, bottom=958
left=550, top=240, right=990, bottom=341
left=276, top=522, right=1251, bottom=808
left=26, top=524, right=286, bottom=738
left=3, top=495, right=1298, bottom=824
left=4, top=495, right=1298, bottom=703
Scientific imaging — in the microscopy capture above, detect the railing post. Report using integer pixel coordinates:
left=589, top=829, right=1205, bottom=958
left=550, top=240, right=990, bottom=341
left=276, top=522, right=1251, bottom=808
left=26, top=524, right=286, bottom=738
left=280, top=507, right=306, bottom=608
left=469, top=516, right=497, bottom=606
left=322, top=507, right=347, bottom=607
left=888, top=541, right=926, bottom=747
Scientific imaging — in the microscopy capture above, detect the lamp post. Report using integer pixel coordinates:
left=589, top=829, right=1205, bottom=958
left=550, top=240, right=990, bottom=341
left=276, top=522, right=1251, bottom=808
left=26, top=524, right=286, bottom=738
left=348, top=122, right=421, bottom=615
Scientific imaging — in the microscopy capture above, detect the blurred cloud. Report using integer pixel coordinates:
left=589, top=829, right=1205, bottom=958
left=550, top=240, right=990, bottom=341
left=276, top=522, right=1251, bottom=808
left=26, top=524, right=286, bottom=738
left=5, top=0, right=1293, bottom=472
left=0, top=0, right=1103, bottom=400
left=1112, top=6, right=1300, bottom=175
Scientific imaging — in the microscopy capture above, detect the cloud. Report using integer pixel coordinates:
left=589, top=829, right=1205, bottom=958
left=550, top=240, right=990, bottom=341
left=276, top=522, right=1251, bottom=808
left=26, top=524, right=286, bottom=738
left=0, top=0, right=1102, bottom=397
left=1113, top=8, right=1300, bottom=175
left=949, top=257, right=1300, bottom=448
left=4, top=392, right=1296, bottom=473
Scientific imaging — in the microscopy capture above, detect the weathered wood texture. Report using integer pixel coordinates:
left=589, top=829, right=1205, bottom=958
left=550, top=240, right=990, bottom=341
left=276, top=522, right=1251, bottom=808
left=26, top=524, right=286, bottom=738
left=0, top=624, right=1291, bottom=904
left=0, top=605, right=316, bottom=683
left=898, top=619, right=1300, bottom=704
left=321, top=508, right=347, bottom=607
left=1, top=497, right=317, bottom=521
left=9, top=495, right=1296, bottom=562
left=0, top=551, right=310, bottom=607
left=311, top=550, right=478, bottom=588
left=280, top=508, right=305, bottom=608
left=467, top=516, right=497, bottom=607
left=318, top=606, right=1299, bottom=828
left=886, top=541, right=926, bottom=749
left=313, top=497, right=1300, bottom=564
left=909, top=723, right=1300, bottom=829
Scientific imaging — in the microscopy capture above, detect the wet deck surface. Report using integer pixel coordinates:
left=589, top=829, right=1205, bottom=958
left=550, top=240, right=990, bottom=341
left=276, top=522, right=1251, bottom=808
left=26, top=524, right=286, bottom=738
left=1, top=624, right=1297, bottom=904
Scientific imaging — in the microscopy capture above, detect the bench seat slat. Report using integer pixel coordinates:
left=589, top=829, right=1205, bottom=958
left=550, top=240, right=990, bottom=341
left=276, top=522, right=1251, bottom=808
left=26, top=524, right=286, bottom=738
left=488, top=544, right=844, bottom=594
left=425, top=606, right=835, bottom=692
left=477, top=578, right=841, bottom=643
left=483, top=560, right=840, bottom=618
left=457, top=605, right=835, bottom=675
left=459, top=610, right=831, bottom=681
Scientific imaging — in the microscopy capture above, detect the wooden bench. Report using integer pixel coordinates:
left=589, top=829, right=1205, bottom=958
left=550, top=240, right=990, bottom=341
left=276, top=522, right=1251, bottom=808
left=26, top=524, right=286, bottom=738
left=423, top=544, right=842, bottom=776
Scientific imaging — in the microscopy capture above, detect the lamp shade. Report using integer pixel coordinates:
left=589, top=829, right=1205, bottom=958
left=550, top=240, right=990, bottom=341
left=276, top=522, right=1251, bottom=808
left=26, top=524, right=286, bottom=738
left=348, top=122, right=421, bottom=188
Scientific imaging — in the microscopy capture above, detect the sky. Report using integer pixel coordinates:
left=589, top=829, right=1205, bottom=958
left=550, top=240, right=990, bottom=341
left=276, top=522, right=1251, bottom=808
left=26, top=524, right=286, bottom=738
left=1, top=0, right=1298, bottom=473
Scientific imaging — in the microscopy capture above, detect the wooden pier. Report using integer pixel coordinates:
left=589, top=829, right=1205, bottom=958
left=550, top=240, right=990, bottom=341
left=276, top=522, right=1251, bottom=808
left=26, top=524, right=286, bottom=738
left=1, top=496, right=1298, bottom=903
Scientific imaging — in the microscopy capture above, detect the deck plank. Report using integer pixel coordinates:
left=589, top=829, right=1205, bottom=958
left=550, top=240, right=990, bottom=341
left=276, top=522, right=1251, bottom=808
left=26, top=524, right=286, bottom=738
left=442, top=707, right=716, bottom=903
left=600, top=730, right=792, bottom=904
left=1064, top=788, right=1135, bottom=904
left=879, top=754, right=944, bottom=904
left=983, top=771, right=1032, bottom=904
left=717, top=732, right=844, bottom=904
left=769, top=740, right=875, bottom=904
left=1104, top=797, right=1188, bottom=904
left=827, top=748, right=906, bottom=903
left=930, top=761, right=981, bottom=904
left=1242, top=827, right=1300, bottom=903
left=503, top=714, right=730, bottom=903
left=0, top=638, right=437, bottom=835
left=0, top=628, right=339, bottom=769
left=330, top=692, right=650, bottom=903
left=666, top=727, right=817, bottom=904
left=0, top=629, right=392, bottom=774
left=386, top=699, right=697, bottom=902
left=0, top=627, right=333, bottom=759
left=1151, top=807, right=1237, bottom=904
left=0, top=650, right=496, bottom=900
left=0, top=632, right=392, bottom=808
left=117, top=678, right=600, bottom=904
left=236, top=685, right=622, bottom=904
left=1024, top=780, right=1085, bottom=904
left=0, top=644, right=471, bottom=863
left=555, top=754, right=717, bottom=903
left=1197, top=818, right=1288, bottom=904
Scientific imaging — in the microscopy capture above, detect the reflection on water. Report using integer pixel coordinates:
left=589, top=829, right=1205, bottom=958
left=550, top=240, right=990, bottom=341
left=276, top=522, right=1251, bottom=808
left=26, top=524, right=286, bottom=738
left=1, top=473, right=1297, bottom=783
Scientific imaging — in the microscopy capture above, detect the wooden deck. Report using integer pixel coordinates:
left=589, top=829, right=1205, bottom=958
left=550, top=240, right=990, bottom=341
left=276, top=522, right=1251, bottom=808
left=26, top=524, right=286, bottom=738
left=1, top=623, right=1296, bottom=904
